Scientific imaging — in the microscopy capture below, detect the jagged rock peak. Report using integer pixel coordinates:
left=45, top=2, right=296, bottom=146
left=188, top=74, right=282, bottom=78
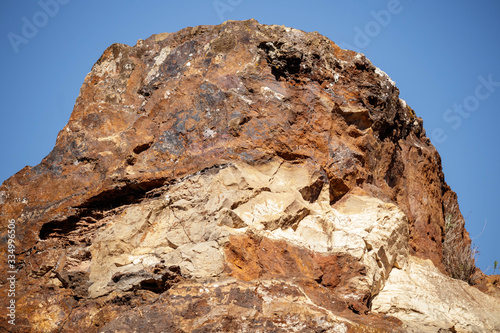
left=1, top=20, right=499, bottom=332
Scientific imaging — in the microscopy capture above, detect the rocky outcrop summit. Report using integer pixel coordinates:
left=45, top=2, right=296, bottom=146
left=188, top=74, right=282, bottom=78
left=1, top=19, right=499, bottom=332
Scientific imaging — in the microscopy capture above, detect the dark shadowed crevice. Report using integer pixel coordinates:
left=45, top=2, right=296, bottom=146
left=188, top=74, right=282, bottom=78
left=137, top=84, right=159, bottom=98
left=299, top=173, right=327, bottom=203
left=39, top=216, right=81, bottom=240
left=258, top=41, right=304, bottom=82
left=79, top=179, right=167, bottom=211
left=133, top=142, right=152, bottom=154
left=39, top=178, right=167, bottom=240
left=275, top=151, right=310, bottom=161
left=385, top=148, right=404, bottom=188
left=328, top=177, right=350, bottom=205
left=38, top=164, right=231, bottom=240
left=111, top=265, right=182, bottom=294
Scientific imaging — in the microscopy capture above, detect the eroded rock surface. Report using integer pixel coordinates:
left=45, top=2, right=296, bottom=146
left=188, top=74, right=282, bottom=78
left=372, top=256, right=500, bottom=332
left=1, top=19, right=498, bottom=332
left=86, top=159, right=408, bottom=307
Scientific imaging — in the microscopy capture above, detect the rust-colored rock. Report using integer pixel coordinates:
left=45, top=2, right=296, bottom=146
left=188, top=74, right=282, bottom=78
left=225, top=234, right=369, bottom=313
left=474, top=273, right=500, bottom=299
left=1, top=19, right=496, bottom=332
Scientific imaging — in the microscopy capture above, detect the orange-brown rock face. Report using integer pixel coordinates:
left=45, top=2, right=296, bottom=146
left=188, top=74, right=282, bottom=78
left=1, top=19, right=495, bottom=332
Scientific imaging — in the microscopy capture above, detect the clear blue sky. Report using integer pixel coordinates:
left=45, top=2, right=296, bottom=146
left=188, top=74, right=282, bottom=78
left=1, top=0, right=499, bottom=273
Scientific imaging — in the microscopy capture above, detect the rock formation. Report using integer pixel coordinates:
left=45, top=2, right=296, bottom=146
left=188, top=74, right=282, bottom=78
left=1, top=19, right=499, bottom=332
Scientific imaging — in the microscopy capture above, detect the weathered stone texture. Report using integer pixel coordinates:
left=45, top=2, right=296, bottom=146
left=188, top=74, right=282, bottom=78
left=0, top=19, right=498, bottom=332
left=372, top=256, right=500, bottom=332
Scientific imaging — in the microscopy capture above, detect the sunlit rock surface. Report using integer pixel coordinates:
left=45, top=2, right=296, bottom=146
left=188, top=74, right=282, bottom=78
left=372, top=256, right=500, bottom=332
left=1, top=19, right=498, bottom=332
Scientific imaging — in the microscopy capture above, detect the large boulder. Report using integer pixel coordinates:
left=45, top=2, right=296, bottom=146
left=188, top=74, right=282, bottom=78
left=1, top=19, right=498, bottom=332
